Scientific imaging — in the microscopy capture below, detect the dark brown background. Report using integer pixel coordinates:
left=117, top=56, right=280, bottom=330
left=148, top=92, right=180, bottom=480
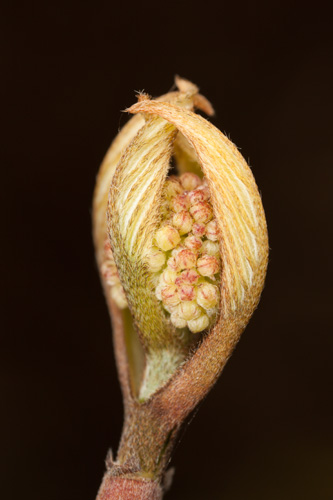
left=2, top=1, right=332, bottom=499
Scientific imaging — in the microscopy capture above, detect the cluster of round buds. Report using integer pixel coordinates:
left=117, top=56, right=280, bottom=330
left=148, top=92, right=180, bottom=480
left=147, top=173, right=221, bottom=334
left=100, top=238, right=128, bottom=309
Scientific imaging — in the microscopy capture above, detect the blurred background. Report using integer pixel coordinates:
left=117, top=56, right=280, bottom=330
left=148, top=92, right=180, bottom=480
left=2, top=1, right=332, bottom=499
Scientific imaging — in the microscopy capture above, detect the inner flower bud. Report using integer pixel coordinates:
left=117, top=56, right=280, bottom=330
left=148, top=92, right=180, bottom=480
left=172, top=211, right=193, bottom=235
left=179, top=172, right=202, bottom=191
left=200, top=240, right=220, bottom=256
left=161, top=285, right=180, bottom=306
left=99, top=237, right=128, bottom=309
left=196, top=283, right=219, bottom=310
left=155, top=225, right=181, bottom=251
left=197, top=255, right=220, bottom=277
left=172, top=193, right=190, bottom=213
left=190, top=201, right=213, bottom=223
left=176, top=249, right=197, bottom=270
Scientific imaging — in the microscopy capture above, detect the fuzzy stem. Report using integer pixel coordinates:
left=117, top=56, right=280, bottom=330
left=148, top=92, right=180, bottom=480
left=96, top=402, right=179, bottom=500
left=117, top=404, right=179, bottom=476
left=96, top=475, right=163, bottom=500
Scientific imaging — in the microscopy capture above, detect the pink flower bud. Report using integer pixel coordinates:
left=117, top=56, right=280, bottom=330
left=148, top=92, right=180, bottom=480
left=172, top=211, right=193, bottom=235
left=155, top=225, right=181, bottom=251
left=178, top=301, right=202, bottom=321
left=196, top=283, right=219, bottom=310
left=179, top=172, right=202, bottom=191
left=176, top=249, right=197, bottom=270
left=171, top=244, right=185, bottom=256
left=192, top=222, right=206, bottom=237
left=187, top=313, right=210, bottom=333
left=167, top=256, right=181, bottom=272
left=197, top=255, right=220, bottom=276
left=190, top=202, right=213, bottom=223
left=172, top=193, right=190, bottom=212
left=161, top=285, right=180, bottom=306
left=146, top=246, right=166, bottom=272
left=184, top=235, right=202, bottom=250
left=206, top=219, right=219, bottom=241
left=175, top=269, right=200, bottom=286
left=188, top=186, right=210, bottom=205
left=200, top=240, right=220, bottom=256
left=164, top=176, right=183, bottom=198
left=178, top=284, right=196, bottom=301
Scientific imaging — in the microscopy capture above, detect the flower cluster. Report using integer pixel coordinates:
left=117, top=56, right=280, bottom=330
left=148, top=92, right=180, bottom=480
left=148, top=173, right=221, bottom=333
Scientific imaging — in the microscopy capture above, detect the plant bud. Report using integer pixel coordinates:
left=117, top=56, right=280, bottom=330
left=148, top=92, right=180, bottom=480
left=178, top=301, right=202, bottom=321
left=197, top=255, right=220, bottom=276
left=94, top=76, right=268, bottom=412
left=178, top=284, right=196, bottom=301
left=187, top=313, right=210, bottom=333
left=164, top=176, right=183, bottom=198
left=172, top=193, right=190, bottom=212
left=196, top=283, right=219, bottom=309
left=184, top=234, right=202, bottom=250
left=175, top=269, right=200, bottom=285
left=146, top=246, right=166, bottom=272
left=179, top=172, right=201, bottom=191
left=205, top=219, right=219, bottom=241
left=190, top=201, right=213, bottom=223
left=155, top=225, right=181, bottom=251
left=167, top=256, right=181, bottom=272
left=200, top=240, right=220, bottom=256
left=161, top=285, right=180, bottom=306
left=188, top=186, right=209, bottom=205
left=170, top=311, right=187, bottom=329
left=192, top=222, right=206, bottom=237
left=160, top=268, right=178, bottom=284
left=176, top=249, right=197, bottom=270
left=172, top=211, right=193, bottom=235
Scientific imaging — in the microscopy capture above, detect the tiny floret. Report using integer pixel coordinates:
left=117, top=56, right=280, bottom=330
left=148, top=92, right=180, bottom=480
left=206, top=220, right=219, bottom=241
left=147, top=246, right=166, bottom=272
left=179, top=172, right=202, bottom=191
left=161, top=285, right=180, bottom=306
left=178, top=284, right=196, bottom=301
left=184, top=235, right=202, bottom=250
left=196, top=283, right=219, bottom=309
left=187, top=313, right=210, bottom=333
left=172, top=211, right=193, bottom=235
left=176, top=249, right=197, bottom=270
left=197, top=255, right=220, bottom=277
left=192, top=222, right=206, bottom=237
left=172, top=193, right=190, bottom=213
left=200, top=240, right=220, bottom=256
left=190, top=202, right=213, bottom=223
left=178, top=301, right=202, bottom=321
left=155, top=225, right=181, bottom=251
